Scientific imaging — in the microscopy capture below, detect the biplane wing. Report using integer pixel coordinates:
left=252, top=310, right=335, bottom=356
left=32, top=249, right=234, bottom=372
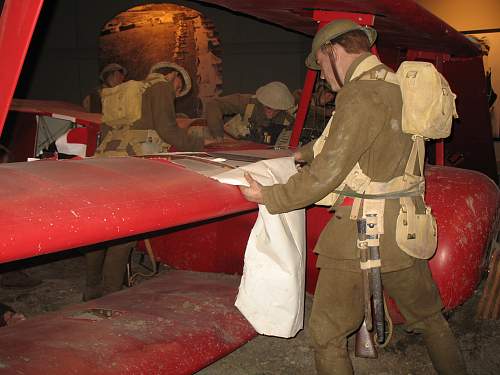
left=0, top=156, right=256, bottom=263
left=9, top=99, right=102, bottom=126
left=196, top=0, right=480, bottom=56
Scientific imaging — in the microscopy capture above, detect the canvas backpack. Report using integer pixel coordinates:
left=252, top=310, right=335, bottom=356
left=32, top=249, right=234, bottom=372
left=392, top=61, right=458, bottom=139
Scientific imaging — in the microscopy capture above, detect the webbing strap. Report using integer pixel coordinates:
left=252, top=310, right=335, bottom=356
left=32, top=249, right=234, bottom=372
left=405, top=135, right=425, bottom=177
left=360, top=259, right=382, bottom=270
left=333, top=181, right=423, bottom=200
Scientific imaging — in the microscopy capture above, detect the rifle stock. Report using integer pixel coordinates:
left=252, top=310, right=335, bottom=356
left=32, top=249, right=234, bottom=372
left=355, top=319, right=377, bottom=358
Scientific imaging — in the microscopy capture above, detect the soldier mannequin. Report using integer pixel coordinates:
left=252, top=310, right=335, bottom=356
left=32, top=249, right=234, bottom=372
left=240, top=20, right=466, bottom=375
left=204, top=81, right=296, bottom=144
left=83, top=61, right=206, bottom=301
left=82, top=63, right=127, bottom=113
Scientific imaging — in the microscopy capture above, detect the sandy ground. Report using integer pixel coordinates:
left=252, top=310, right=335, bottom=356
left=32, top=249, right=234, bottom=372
left=0, top=252, right=498, bottom=375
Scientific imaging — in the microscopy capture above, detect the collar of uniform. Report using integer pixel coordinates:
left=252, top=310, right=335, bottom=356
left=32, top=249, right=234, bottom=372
left=344, top=52, right=380, bottom=83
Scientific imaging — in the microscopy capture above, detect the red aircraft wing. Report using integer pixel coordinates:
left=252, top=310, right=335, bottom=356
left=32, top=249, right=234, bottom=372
left=9, top=99, right=103, bottom=127
left=195, top=0, right=479, bottom=57
left=0, top=157, right=255, bottom=263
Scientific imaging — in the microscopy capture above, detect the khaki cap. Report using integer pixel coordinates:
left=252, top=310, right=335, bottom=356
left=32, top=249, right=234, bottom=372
left=99, top=63, right=127, bottom=82
left=305, top=19, right=377, bottom=70
left=255, top=81, right=294, bottom=110
left=149, top=61, right=192, bottom=97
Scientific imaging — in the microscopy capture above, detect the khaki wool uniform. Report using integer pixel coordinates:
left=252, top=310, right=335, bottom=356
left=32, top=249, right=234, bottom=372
left=205, top=94, right=295, bottom=143
left=84, top=78, right=203, bottom=301
left=98, top=79, right=204, bottom=154
left=262, top=54, right=465, bottom=375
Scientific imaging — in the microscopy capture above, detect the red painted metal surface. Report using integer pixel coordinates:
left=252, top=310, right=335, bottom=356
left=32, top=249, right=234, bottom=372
left=312, top=9, right=374, bottom=26
left=0, top=0, right=44, bottom=136
left=2, top=112, right=38, bottom=162
left=8, top=99, right=102, bottom=156
left=147, top=212, right=257, bottom=275
left=198, top=0, right=480, bottom=57
left=290, top=69, right=317, bottom=148
left=9, top=99, right=103, bottom=127
left=0, top=270, right=256, bottom=374
left=0, top=157, right=255, bottom=263
left=426, top=165, right=498, bottom=309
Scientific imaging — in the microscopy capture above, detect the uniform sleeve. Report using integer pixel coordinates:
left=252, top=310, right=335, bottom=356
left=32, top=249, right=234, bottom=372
left=263, top=85, right=387, bottom=214
left=151, top=82, right=204, bottom=151
left=205, top=94, right=252, bottom=137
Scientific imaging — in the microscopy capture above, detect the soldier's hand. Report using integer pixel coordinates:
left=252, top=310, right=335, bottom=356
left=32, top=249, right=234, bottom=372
left=294, top=150, right=304, bottom=162
left=294, top=151, right=307, bottom=170
left=239, top=172, right=264, bottom=204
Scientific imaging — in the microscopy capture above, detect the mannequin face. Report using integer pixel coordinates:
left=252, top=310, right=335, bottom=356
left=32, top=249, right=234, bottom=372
left=165, top=71, right=184, bottom=97
left=105, top=70, right=125, bottom=88
left=263, top=106, right=279, bottom=119
left=315, top=49, right=341, bottom=92
left=318, top=89, right=335, bottom=105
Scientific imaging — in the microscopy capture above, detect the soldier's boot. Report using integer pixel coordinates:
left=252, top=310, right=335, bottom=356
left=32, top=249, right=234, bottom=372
left=83, top=248, right=106, bottom=301
left=418, top=313, right=467, bottom=375
left=102, top=241, right=135, bottom=296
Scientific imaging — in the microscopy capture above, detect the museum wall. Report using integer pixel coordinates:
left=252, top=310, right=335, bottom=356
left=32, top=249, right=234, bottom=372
left=15, top=0, right=311, bottom=105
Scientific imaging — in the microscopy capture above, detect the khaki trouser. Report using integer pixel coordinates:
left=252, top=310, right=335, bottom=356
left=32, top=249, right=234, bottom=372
left=310, top=260, right=466, bottom=375
left=83, top=241, right=135, bottom=301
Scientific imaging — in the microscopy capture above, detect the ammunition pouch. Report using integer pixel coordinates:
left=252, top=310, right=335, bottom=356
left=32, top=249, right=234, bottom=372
left=394, top=136, right=437, bottom=259
left=96, top=127, right=171, bottom=157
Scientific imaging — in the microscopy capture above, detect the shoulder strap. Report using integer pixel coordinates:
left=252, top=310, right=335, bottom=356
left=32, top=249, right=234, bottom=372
left=358, top=67, right=399, bottom=87
left=404, top=135, right=425, bottom=178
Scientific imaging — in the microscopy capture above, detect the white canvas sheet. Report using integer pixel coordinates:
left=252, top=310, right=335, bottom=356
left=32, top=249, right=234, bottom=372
left=211, top=157, right=306, bottom=338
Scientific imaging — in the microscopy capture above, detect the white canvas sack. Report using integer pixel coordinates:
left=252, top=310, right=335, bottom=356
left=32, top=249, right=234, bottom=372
left=211, top=157, right=306, bottom=338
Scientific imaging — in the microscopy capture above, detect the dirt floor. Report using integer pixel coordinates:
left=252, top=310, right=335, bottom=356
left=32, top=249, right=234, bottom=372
left=0, top=252, right=498, bottom=375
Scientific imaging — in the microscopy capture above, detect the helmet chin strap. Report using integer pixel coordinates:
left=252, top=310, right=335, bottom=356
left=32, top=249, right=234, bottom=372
left=330, top=54, right=344, bottom=89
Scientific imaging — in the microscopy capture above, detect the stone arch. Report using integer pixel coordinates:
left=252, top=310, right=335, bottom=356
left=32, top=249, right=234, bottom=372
left=99, top=3, right=222, bottom=117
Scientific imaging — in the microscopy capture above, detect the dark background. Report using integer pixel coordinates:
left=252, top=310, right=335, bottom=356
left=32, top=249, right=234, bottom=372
left=13, top=0, right=311, bottom=106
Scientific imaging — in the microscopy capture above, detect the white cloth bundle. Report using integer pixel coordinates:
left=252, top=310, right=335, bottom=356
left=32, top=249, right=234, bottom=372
left=211, top=157, right=306, bottom=338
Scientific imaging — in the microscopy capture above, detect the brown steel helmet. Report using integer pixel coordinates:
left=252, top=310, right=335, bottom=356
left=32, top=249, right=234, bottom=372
left=255, top=81, right=295, bottom=110
left=149, top=61, right=192, bottom=97
left=305, top=19, right=377, bottom=70
left=99, top=63, right=127, bottom=82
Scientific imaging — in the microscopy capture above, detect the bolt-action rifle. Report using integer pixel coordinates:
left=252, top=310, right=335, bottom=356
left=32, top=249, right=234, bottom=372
left=355, top=215, right=385, bottom=358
